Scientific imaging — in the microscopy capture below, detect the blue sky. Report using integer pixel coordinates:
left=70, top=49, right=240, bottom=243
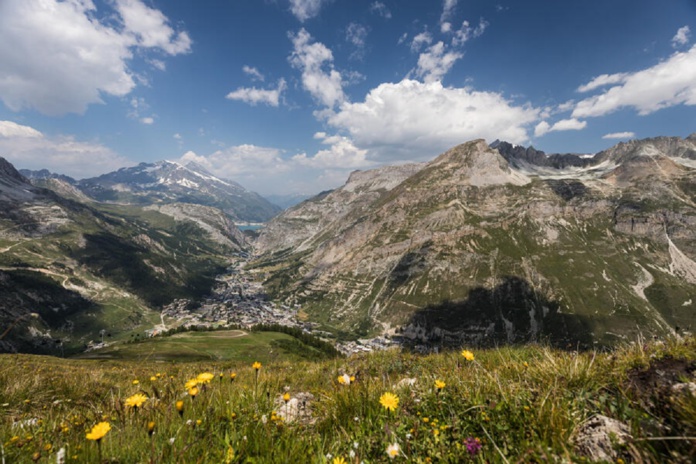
left=0, top=0, right=694, bottom=196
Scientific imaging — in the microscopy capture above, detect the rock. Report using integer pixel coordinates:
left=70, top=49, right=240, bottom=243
left=573, top=414, right=631, bottom=462
left=275, top=392, right=315, bottom=424
left=671, top=382, right=696, bottom=397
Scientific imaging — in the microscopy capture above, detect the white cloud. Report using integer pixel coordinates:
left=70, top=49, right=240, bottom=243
left=289, top=0, right=330, bottom=22
left=292, top=133, right=371, bottom=169
left=140, top=117, right=154, bottom=125
left=243, top=65, right=265, bottom=82
left=0, top=121, right=129, bottom=178
left=534, top=118, right=586, bottom=137
left=0, top=121, right=43, bottom=139
left=577, top=73, right=629, bottom=93
left=573, top=45, right=696, bottom=118
left=602, top=131, right=635, bottom=139
left=346, top=23, right=369, bottom=60
left=289, top=29, right=346, bottom=108
left=0, top=0, right=190, bottom=116
left=225, top=79, right=287, bottom=107
left=410, top=31, right=433, bottom=52
left=328, top=79, right=539, bottom=159
left=452, top=18, right=489, bottom=47
left=114, top=0, right=191, bottom=55
left=672, top=25, right=691, bottom=48
left=440, top=0, right=458, bottom=26
left=179, top=145, right=288, bottom=178
left=414, top=42, right=463, bottom=83
left=149, top=59, right=166, bottom=71
left=173, top=133, right=182, bottom=140
left=370, top=1, right=391, bottom=19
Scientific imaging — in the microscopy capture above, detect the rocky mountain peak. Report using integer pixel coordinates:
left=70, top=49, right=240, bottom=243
left=0, top=156, right=29, bottom=184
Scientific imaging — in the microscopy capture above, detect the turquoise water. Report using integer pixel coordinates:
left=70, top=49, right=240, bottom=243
left=238, top=225, right=264, bottom=231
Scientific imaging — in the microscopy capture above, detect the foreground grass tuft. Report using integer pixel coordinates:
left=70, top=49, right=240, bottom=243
left=1, top=337, right=695, bottom=462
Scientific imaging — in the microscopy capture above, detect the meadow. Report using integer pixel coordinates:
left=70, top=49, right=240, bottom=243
left=1, top=336, right=694, bottom=463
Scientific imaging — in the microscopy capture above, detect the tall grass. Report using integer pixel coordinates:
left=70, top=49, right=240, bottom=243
left=1, top=337, right=694, bottom=463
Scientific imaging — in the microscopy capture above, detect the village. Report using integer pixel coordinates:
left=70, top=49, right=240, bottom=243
left=158, top=261, right=399, bottom=356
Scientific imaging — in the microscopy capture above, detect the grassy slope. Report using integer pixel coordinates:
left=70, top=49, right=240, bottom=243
left=0, top=337, right=694, bottom=463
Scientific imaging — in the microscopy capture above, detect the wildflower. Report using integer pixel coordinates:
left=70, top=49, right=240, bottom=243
left=386, top=443, right=400, bottom=459
left=188, top=386, right=199, bottom=399
left=261, top=415, right=268, bottom=424
left=150, top=376, right=157, bottom=382
left=350, top=375, right=355, bottom=383
left=349, top=449, right=356, bottom=459
left=43, top=443, right=52, bottom=452
left=85, top=422, right=111, bottom=442
left=147, top=421, right=155, bottom=436
left=337, top=373, right=351, bottom=385
left=283, top=392, right=291, bottom=403
left=465, top=437, right=482, bottom=456
left=185, top=379, right=198, bottom=390
left=230, top=372, right=237, bottom=381
left=332, top=457, right=347, bottom=464
left=196, top=419, right=202, bottom=426
left=56, top=447, right=66, bottom=464
left=461, top=350, right=475, bottom=361
left=252, top=361, right=262, bottom=371
left=379, top=392, right=399, bottom=412
left=176, top=400, right=184, bottom=417
left=196, top=372, right=214, bottom=384
left=125, top=393, right=148, bottom=409
left=435, top=380, right=446, bottom=391
left=132, top=379, right=140, bottom=385
left=225, top=446, right=235, bottom=463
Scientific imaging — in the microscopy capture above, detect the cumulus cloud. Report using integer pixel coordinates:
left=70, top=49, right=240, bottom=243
left=289, top=29, right=346, bottom=108
left=328, top=79, right=539, bottom=159
left=414, top=42, right=463, bottom=83
left=225, top=79, right=287, bottom=107
left=602, top=131, right=635, bottom=139
left=289, top=0, right=330, bottom=22
left=573, top=45, right=696, bottom=118
left=534, top=118, right=586, bottom=137
left=0, top=121, right=130, bottom=178
left=292, top=133, right=371, bottom=169
left=0, top=0, right=190, bottom=116
left=672, top=26, right=691, bottom=48
left=370, top=1, right=391, bottom=19
left=243, top=66, right=265, bottom=82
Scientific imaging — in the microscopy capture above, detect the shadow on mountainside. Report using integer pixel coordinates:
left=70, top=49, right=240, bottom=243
left=402, top=276, right=596, bottom=350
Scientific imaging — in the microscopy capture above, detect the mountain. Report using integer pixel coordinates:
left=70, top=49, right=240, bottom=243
left=263, top=193, right=313, bottom=210
left=78, top=161, right=281, bottom=223
left=253, top=136, right=696, bottom=347
left=0, top=156, right=247, bottom=354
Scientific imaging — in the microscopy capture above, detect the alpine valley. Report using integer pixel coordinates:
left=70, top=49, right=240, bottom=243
left=2, top=134, right=696, bottom=355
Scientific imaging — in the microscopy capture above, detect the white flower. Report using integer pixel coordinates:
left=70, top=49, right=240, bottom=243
left=349, top=450, right=356, bottom=459
left=340, top=373, right=351, bottom=385
left=56, top=447, right=66, bottom=464
left=261, top=414, right=268, bottom=424
left=169, top=438, right=175, bottom=445
left=405, top=433, right=412, bottom=439
left=386, top=443, right=400, bottom=459
left=326, top=453, right=333, bottom=460
left=353, top=441, right=359, bottom=449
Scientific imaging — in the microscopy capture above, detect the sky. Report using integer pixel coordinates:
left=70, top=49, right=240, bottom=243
left=0, top=0, right=695, bottom=196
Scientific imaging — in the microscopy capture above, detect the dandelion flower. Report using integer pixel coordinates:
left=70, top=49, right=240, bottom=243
left=332, top=457, right=347, bottom=464
left=132, top=380, right=139, bottom=386
left=176, top=400, right=184, bottom=417
left=379, top=392, right=399, bottom=412
left=150, top=376, right=157, bottom=382
left=230, top=372, right=237, bottom=381
left=435, top=380, right=446, bottom=391
left=196, top=372, right=214, bottom=384
left=125, top=393, right=148, bottom=409
left=461, top=349, right=475, bottom=361
left=337, top=374, right=350, bottom=385
left=85, top=422, right=111, bottom=442
left=283, top=392, right=291, bottom=403
left=147, top=421, right=155, bottom=437
left=188, top=386, right=199, bottom=398
left=386, top=442, right=400, bottom=459
left=252, top=361, right=262, bottom=371
left=185, top=379, right=198, bottom=390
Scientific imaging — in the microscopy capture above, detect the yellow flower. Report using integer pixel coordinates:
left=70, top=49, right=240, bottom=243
left=230, top=372, right=237, bottom=381
left=379, top=392, right=399, bottom=412
left=252, top=361, right=262, bottom=371
left=125, top=393, right=148, bottom=409
left=435, top=380, right=446, bottom=390
left=386, top=443, right=400, bottom=459
left=332, top=457, right=347, bottom=464
left=150, top=376, right=157, bottom=381
left=337, top=373, right=351, bottom=385
left=196, top=372, right=214, bottom=384
left=185, top=379, right=198, bottom=390
left=188, top=386, right=199, bottom=398
left=147, top=421, right=155, bottom=436
left=132, top=379, right=139, bottom=385
left=461, top=349, right=475, bottom=361
left=195, top=419, right=202, bottom=426
left=175, top=400, right=184, bottom=417
left=283, top=392, right=291, bottom=403
left=85, top=422, right=111, bottom=441
left=225, top=446, right=235, bottom=464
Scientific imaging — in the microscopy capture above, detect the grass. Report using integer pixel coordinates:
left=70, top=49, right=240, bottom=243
left=75, top=330, right=336, bottom=364
left=1, top=336, right=695, bottom=463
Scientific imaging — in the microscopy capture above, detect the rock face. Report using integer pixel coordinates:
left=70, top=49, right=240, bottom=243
left=254, top=136, right=696, bottom=346
left=78, top=160, right=281, bottom=223
left=573, top=415, right=631, bottom=462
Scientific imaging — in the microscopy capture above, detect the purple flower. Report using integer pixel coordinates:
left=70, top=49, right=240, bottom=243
left=465, top=437, right=482, bottom=456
